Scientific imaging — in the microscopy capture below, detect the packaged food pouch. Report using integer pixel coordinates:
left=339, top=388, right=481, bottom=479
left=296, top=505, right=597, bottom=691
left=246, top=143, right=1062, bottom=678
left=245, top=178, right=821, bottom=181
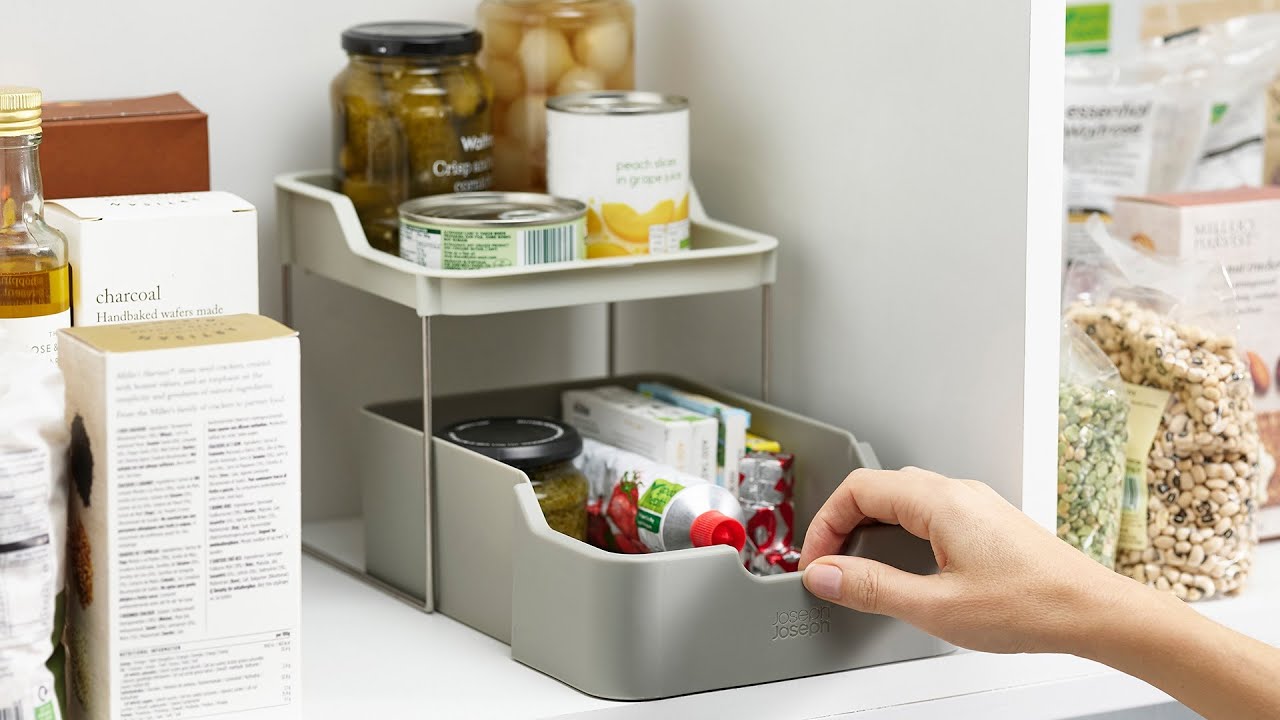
left=1065, top=215, right=1261, bottom=600
left=0, top=342, right=67, bottom=719
left=1057, top=321, right=1130, bottom=569
left=1167, top=14, right=1280, bottom=190
left=1064, top=40, right=1215, bottom=263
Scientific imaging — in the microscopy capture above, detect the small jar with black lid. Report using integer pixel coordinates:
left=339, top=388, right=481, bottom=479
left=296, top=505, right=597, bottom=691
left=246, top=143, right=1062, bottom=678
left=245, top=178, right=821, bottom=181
left=332, top=21, right=495, bottom=254
left=441, top=417, right=588, bottom=540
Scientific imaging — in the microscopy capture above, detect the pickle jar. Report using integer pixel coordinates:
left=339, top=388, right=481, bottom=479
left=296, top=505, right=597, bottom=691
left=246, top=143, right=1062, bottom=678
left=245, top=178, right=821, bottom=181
left=333, top=22, right=494, bottom=255
left=440, top=417, right=589, bottom=541
left=476, top=0, right=635, bottom=191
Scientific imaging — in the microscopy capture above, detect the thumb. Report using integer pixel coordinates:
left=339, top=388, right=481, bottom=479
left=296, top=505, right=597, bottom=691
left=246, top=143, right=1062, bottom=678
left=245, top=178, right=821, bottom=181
left=802, top=556, right=943, bottom=620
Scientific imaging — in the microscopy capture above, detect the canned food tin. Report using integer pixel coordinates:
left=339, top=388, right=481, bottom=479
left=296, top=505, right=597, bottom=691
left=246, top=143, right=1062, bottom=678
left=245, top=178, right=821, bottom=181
left=398, top=192, right=587, bottom=270
left=546, top=92, right=690, bottom=259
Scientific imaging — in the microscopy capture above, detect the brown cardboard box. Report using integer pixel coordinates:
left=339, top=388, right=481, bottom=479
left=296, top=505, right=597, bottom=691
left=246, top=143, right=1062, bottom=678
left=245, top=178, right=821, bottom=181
left=40, top=93, right=209, bottom=200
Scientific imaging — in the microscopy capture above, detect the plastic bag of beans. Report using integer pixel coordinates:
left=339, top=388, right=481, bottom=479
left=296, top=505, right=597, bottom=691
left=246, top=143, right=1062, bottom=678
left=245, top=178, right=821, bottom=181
left=0, top=345, right=68, bottom=718
left=1057, top=322, right=1130, bottom=569
left=1065, top=215, right=1261, bottom=600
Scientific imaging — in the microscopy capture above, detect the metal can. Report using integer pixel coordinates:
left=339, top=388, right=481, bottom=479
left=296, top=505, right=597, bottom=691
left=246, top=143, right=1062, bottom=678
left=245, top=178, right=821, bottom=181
left=546, top=92, right=690, bottom=259
left=398, top=192, right=586, bottom=270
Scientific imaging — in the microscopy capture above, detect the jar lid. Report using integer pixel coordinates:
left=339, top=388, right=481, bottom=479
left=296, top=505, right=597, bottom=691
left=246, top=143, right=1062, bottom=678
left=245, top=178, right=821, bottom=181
left=0, top=86, right=42, bottom=137
left=342, top=22, right=482, bottom=58
left=440, top=417, right=582, bottom=469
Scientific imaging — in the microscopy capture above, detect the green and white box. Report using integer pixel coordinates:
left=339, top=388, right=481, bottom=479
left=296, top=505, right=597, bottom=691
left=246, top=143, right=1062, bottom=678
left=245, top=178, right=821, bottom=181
left=562, top=386, right=716, bottom=482
left=637, top=381, right=749, bottom=493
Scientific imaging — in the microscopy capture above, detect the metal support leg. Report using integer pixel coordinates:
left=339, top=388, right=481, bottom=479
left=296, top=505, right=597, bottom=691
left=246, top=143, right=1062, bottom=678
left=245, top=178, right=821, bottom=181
left=280, top=264, right=294, bottom=328
left=421, top=315, right=435, bottom=612
left=761, top=285, right=773, bottom=402
left=606, top=302, right=618, bottom=378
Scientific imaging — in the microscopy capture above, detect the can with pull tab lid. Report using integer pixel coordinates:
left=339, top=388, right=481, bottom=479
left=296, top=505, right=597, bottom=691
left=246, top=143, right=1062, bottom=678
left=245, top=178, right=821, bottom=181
left=398, top=191, right=586, bottom=270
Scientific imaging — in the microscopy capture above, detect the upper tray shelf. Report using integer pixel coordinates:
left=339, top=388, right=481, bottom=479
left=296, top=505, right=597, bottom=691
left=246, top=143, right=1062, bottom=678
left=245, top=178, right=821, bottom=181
left=275, top=172, right=779, bottom=317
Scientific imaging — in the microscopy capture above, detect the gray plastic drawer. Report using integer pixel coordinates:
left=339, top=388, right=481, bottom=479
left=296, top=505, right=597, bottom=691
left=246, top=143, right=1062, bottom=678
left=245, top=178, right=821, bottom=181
left=360, top=375, right=953, bottom=700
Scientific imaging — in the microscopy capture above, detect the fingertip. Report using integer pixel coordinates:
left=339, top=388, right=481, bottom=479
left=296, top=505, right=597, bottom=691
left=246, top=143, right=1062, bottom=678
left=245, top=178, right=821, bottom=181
left=802, top=562, right=843, bottom=602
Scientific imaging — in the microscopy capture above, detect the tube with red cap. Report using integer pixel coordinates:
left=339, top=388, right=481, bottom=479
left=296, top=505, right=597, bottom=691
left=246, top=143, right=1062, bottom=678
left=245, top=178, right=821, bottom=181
left=577, top=437, right=746, bottom=553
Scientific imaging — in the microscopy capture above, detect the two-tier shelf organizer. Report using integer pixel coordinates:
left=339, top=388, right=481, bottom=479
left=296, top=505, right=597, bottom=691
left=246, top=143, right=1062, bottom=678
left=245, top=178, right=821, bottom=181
left=274, top=171, right=953, bottom=700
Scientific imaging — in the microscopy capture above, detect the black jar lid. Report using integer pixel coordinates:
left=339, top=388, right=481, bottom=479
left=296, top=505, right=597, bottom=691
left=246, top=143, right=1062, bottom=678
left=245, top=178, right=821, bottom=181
left=342, top=22, right=482, bottom=58
left=440, top=417, right=582, bottom=469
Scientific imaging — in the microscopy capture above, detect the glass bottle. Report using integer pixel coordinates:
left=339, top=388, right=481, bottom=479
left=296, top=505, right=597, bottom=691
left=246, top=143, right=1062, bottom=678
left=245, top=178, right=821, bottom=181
left=477, top=0, right=635, bottom=192
left=0, top=87, right=69, bottom=361
left=332, top=22, right=494, bottom=256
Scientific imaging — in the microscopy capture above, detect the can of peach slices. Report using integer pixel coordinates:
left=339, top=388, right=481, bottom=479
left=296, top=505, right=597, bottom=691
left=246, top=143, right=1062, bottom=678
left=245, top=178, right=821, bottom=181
left=546, top=92, right=690, bottom=259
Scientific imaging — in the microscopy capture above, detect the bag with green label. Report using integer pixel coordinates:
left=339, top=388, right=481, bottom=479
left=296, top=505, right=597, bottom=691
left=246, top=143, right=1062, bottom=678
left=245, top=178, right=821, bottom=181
left=1057, top=322, right=1130, bottom=569
left=1064, top=216, right=1261, bottom=601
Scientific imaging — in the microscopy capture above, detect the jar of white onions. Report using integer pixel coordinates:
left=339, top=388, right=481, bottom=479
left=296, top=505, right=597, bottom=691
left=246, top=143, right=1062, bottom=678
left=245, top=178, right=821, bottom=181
left=477, top=0, right=635, bottom=191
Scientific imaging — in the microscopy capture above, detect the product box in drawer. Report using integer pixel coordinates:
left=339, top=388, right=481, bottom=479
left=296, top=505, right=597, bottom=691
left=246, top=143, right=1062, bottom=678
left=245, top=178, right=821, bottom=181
left=1111, top=188, right=1280, bottom=538
left=46, top=192, right=259, bottom=327
left=362, top=375, right=953, bottom=700
left=58, top=315, right=300, bottom=719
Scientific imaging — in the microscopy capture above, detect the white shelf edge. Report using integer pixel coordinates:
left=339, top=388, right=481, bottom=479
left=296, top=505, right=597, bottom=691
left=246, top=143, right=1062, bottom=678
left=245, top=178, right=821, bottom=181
left=302, top=530, right=1280, bottom=719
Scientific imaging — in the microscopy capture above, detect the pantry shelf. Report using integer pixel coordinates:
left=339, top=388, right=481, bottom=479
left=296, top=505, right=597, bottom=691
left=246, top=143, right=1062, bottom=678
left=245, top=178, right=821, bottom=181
left=274, top=171, right=778, bottom=317
left=302, top=539, right=1280, bottom=719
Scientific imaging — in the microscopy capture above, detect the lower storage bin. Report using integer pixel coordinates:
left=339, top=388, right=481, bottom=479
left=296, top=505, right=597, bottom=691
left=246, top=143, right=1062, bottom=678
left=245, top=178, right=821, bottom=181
left=360, top=375, right=954, bottom=700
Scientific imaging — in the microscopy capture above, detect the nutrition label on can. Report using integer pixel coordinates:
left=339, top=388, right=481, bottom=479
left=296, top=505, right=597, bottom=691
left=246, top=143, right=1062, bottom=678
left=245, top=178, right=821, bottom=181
left=400, top=218, right=585, bottom=270
left=647, top=219, right=691, bottom=254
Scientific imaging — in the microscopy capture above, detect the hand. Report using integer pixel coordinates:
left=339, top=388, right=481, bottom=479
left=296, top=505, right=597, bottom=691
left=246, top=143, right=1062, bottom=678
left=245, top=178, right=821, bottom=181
left=799, top=467, right=1138, bottom=655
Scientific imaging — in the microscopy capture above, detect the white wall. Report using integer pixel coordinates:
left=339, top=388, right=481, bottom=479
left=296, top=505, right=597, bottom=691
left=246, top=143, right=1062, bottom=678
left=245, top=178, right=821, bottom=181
left=3, top=0, right=603, bottom=521
left=626, top=0, right=1064, bottom=525
left=4, top=0, right=1063, bottom=526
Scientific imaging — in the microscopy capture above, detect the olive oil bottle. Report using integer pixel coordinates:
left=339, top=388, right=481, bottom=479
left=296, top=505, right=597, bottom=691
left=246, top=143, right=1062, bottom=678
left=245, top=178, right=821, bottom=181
left=0, top=87, right=69, bottom=360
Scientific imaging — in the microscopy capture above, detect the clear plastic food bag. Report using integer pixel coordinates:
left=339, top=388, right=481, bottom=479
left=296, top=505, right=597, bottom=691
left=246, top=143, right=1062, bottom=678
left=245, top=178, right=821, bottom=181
left=1065, top=216, right=1261, bottom=600
left=1063, top=34, right=1216, bottom=266
left=1058, top=322, right=1130, bottom=568
left=1174, top=14, right=1280, bottom=190
left=0, top=344, right=67, bottom=719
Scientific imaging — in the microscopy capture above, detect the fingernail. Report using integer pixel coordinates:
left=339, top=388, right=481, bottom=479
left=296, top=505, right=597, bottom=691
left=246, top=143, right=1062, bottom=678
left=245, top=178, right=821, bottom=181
left=804, top=564, right=842, bottom=601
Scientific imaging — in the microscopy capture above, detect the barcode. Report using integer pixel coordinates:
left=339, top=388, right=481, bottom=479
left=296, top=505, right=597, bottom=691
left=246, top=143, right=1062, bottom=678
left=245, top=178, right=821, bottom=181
left=520, top=225, right=576, bottom=265
left=0, top=702, right=24, bottom=720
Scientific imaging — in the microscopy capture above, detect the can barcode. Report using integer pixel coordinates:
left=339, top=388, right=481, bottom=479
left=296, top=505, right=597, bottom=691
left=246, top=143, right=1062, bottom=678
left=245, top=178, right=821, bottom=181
left=520, top=225, right=576, bottom=265
left=0, top=702, right=24, bottom=720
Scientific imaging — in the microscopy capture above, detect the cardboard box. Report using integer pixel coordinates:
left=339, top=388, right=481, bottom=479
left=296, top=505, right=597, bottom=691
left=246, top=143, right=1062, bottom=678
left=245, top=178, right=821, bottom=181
left=562, top=386, right=717, bottom=481
left=58, top=314, right=300, bottom=719
left=45, top=192, right=259, bottom=327
left=1111, top=187, right=1280, bottom=538
left=41, top=93, right=209, bottom=200
left=637, top=382, right=749, bottom=493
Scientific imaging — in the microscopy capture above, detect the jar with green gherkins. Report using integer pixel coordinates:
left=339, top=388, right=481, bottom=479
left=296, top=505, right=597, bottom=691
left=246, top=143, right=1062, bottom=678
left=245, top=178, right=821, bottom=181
left=333, top=22, right=494, bottom=254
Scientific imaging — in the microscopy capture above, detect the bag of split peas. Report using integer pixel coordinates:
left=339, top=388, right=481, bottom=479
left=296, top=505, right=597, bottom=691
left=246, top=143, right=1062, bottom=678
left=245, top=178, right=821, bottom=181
left=1064, top=215, right=1261, bottom=601
left=1057, top=322, right=1129, bottom=569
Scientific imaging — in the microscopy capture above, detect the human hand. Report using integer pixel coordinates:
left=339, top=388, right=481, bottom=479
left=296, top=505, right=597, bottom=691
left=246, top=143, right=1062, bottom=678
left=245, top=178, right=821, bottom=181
left=799, top=467, right=1142, bottom=655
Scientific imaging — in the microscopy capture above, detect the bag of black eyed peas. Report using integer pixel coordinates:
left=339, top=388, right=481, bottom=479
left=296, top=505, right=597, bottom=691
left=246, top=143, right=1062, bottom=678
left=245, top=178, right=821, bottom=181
left=1058, top=322, right=1130, bottom=569
left=1064, top=215, right=1260, bottom=601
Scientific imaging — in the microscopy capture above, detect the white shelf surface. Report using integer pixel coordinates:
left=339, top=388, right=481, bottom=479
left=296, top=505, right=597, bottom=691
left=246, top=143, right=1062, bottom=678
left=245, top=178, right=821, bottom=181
left=302, top=519, right=1280, bottom=719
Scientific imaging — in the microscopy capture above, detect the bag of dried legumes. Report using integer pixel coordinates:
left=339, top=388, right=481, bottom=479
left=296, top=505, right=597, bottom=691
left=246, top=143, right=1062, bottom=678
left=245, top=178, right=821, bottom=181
left=1058, top=322, right=1130, bottom=569
left=1065, top=215, right=1261, bottom=601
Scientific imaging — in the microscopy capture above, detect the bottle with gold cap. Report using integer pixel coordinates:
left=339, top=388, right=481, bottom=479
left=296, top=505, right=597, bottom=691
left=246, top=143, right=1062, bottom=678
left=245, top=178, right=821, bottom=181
left=0, top=86, right=69, bottom=360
